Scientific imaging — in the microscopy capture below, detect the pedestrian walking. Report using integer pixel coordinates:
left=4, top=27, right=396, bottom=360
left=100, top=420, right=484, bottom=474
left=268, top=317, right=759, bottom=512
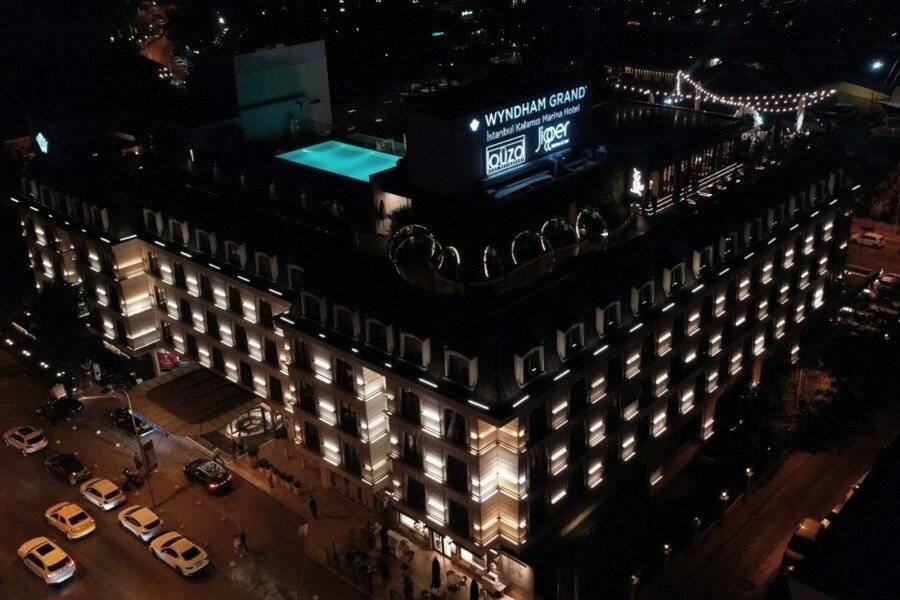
left=239, top=530, right=249, bottom=553
left=133, top=452, right=143, bottom=471
left=308, top=495, right=319, bottom=519
left=230, top=438, right=238, bottom=459
left=233, top=534, right=245, bottom=558
left=267, top=471, right=275, bottom=489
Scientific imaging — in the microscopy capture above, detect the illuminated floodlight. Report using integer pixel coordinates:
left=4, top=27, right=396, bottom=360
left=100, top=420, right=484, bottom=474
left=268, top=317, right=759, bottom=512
left=469, top=118, right=480, bottom=133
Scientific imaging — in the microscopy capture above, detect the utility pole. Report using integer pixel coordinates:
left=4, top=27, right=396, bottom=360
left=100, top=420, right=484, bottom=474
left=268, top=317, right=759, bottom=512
left=116, top=389, right=156, bottom=509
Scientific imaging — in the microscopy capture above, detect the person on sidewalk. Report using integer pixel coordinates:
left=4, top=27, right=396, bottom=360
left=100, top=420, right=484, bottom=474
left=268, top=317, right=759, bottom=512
left=233, top=534, right=246, bottom=558
left=308, top=495, right=319, bottom=519
left=267, top=470, right=275, bottom=489
left=239, top=530, right=249, bottom=554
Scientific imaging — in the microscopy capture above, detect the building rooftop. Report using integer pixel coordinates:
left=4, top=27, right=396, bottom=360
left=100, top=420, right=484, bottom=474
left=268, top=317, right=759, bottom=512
left=277, top=140, right=401, bottom=182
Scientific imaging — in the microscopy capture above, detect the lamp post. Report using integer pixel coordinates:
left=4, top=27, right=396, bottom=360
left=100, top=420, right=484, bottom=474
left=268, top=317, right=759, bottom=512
left=114, top=388, right=156, bottom=509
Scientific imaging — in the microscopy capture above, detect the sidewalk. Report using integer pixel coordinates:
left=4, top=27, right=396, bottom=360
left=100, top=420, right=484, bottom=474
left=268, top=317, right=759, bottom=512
left=234, top=438, right=517, bottom=600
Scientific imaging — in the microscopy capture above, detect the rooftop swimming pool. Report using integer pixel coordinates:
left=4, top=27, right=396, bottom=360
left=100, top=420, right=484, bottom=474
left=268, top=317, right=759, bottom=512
left=277, top=140, right=401, bottom=182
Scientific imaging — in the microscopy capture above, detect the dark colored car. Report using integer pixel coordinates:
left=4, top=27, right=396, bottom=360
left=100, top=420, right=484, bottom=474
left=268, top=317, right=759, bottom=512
left=38, top=397, right=84, bottom=421
left=183, top=458, right=232, bottom=494
left=108, top=407, right=153, bottom=437
left=44, top=453, right=91, bottom=486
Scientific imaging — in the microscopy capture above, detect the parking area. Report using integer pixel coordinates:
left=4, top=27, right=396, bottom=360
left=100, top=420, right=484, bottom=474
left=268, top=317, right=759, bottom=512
left=0, top=351, right=357, bottom=600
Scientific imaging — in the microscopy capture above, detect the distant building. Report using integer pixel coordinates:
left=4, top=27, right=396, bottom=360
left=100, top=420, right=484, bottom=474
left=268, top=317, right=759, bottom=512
left=190, top=40, right=333, bottom=152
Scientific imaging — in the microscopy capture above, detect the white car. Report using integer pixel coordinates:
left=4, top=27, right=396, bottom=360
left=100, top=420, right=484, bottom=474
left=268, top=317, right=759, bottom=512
left=4, top=425, right=49, bottom=454
left=45, top=502, right=96, bottom=540
left=150, top=532, right=209, bottom=576
left=17, top=537, right=76, bottom=585
left=80, top=477, right=126, bottom=511
left=851, top=231, right=886, bottom=248
left=118, top=505, right=165, bottom=542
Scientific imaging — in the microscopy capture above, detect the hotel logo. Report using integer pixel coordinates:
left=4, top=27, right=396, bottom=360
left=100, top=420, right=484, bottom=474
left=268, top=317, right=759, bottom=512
left=485, top=135, right=526, bottom=176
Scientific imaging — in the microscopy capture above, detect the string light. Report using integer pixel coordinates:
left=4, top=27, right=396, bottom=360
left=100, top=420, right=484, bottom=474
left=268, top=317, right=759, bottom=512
left=611, top=73, right=836, bottom=115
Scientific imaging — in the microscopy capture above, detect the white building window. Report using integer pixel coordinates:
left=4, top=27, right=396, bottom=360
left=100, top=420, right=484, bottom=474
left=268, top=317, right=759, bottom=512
left=706, top=368, right=719, bottom=393
left=623, top=400, right=638, bottom=421
left=632, top=280, right=655, bottom=314
left=225, top=240, right=247, bottom=268
left=196, top=229, right=217, bottom=255
left=596, top=301, right=621, bottom=336
left=445, top=350, right=478, bottom=388
left=301, top=292, right=326, bottom=324
left=557, top=323, right=584, bottom=360
left=654, top=369, right=669, bottom=398
left=366, top=319, right=393, bottom=353
left=713, top=290, right=726, bottom=318
left=514, top=346, right=544, bottom=386
left=287, top=264, right=304, bottom=289
left=656, top=329, right=672, bottom=357
left=757, top=298, right=769, bottom=320
left=625, top=349, right=641, bottom=379
left=686, top=309, right=701, bottom=337
left=621, top=434, right=636, bottom=462
left=169, top=219, right=189, bottom=245
left=590, top=371, right=607, bottom=403
left=143, top=209, right=163, bottom=235
left=652, top=410, right=667, bottom=438
left=679, top=388, right=695, bottom=415
left=333, top=305, right=360, bottom=338
left=664, top=263, right=686, bottom=294
left=589, top=416, right=606, bottom=447
left=255, top=252, right=278, bottom=280
left=737, top=275, right=751, bottom=301
left=783, top=247, right=795, bottom=270
left=400, top=333, right=430, bottom=368
left=588, top=459, right=604, bottom=488
left=708, top=331, right=723, bottom=357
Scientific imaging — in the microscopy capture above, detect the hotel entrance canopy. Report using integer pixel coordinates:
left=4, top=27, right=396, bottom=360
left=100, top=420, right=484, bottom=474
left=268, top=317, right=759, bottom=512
left=128, top=366, right=262, bottom=437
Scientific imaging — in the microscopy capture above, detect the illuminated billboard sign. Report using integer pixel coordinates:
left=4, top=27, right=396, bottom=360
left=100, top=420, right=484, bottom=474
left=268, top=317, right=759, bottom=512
left=472, top=84, right=590, bottom=179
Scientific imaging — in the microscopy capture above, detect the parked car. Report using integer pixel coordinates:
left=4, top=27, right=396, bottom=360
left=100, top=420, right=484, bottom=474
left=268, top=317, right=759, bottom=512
left=17, top=537, right=76, bottom=585
left=150, top=532, right=210, bottom=576
left=45, top=502, right=96, bottom=540
left=108, top=407, right=153, bottom=436
left=782, top=518, right=823, bottom=573
left=183, top=458, right=232, bottom=494
left=44, top=453, right=91, bottom=485
left=4, top=425, right=49, bottom=454
left=38, top=397, right=83, bottom=421
left=118, top=505, right=165, bottom=542
left=851, top=231, right=886, bottom=248
left=80, top=478, right=126, bottom=511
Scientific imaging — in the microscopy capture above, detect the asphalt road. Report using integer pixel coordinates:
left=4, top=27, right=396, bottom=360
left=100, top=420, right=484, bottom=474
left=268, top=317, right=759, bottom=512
left=0, top=353, right=313, bottom=600
left=848, top=220, right=900, bottom=275
left=643, top=371, right=900, bottom=599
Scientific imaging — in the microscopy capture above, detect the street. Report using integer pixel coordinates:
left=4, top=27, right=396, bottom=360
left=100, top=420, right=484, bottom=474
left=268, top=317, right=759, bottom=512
left=0, top=352, right=355, bottom=600
left=848, top=218, right=900, bottom=275
left=642, top=343, right=900, bottom=600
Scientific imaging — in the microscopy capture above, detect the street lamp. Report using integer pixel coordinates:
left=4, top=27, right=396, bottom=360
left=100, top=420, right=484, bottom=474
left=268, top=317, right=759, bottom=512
left=113, top=389, right=156, bottom=508
left=871, top=59, right=885, bottom=72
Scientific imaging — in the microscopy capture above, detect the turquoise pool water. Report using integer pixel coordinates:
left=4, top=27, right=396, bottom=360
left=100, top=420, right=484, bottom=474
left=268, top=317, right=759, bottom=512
left=277, top=141, right=401, bottom=182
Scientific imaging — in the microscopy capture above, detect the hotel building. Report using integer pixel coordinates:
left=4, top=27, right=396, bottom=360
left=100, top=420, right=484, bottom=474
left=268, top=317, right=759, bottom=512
left=7, top=79, right=854, bottom=597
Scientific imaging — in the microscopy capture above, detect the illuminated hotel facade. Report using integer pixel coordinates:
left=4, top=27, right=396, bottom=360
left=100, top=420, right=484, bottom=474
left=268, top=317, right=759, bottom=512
left=8, top=80, right=854, bottom=597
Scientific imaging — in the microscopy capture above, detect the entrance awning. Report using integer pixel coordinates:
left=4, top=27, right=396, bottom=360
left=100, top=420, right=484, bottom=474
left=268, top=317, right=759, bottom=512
left=128, top=365, right=263, bottom=437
